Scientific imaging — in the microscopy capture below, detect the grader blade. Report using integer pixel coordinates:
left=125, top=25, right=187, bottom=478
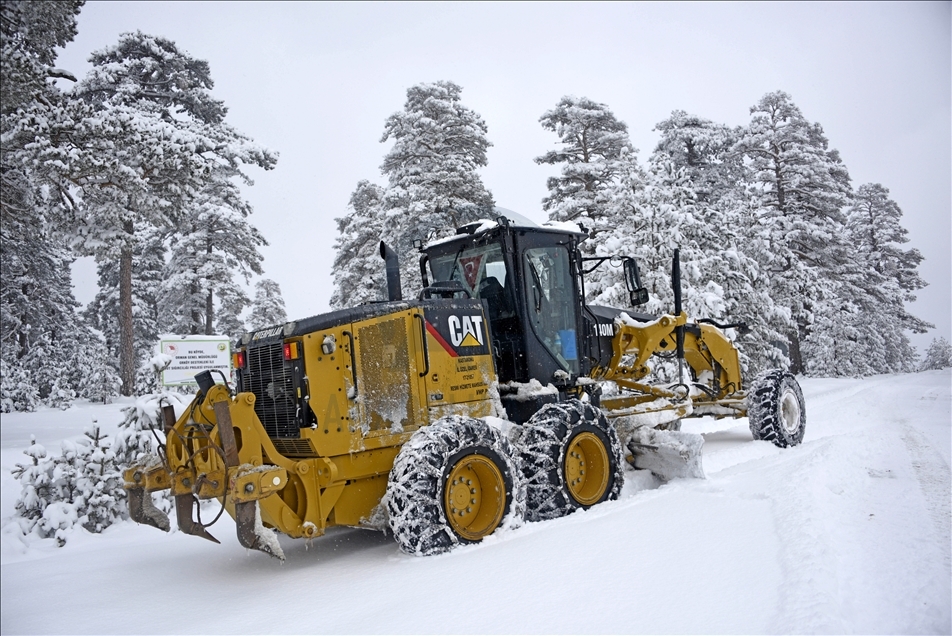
left=127, top=487, right=170, bottom=532
left=627, top=428, right=706, bottom=481
left=235, top=501, right=285, bottom=561
left=175, top=494, right=220, bottom=544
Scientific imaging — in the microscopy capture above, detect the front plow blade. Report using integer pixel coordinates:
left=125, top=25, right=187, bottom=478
left=627, top=428, right=706, bottom=481
left=175, top=494, right=220, bottom=544
left=128, top=487, right=171, bottom=532
left=235, top=501, right=285, bottom=561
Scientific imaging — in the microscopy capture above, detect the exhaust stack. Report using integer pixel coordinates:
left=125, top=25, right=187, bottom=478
left=379, top=241, right=402, bottom=301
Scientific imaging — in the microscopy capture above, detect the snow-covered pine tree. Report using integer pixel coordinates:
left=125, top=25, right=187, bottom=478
left=0, top=356, right=39, bottom=412
left=535, top=96, right=633, bottom=240
left=13, top=32, right=277, bottom=395
left=0, top=232, right=85, bottom=400
left=10, top=436, right=53, bottom=526
left=735, top=91, right=853, bottom=374
left=1, top=3, right=86, bottom=410
left=248, top=279, right=287, bottom=329
left=330, top=180, right=387, bottom=309
left=651, top=110, right=745, bottom=206
left=74, top=425, right=124, bottom=533
left=649, top=110, right=789, bottom=373
left=806, top=183, right=931, bottom=375
left=84, top=224, right=165, bottom=377
left=921, top=337, right=952, bottom=370
left=78, top=336, right=121, bottom=403
left=214, top=284, right=249, bottom=342
left=379, top=81, right=494, bottom=297
left=0, top=0, right=83, bottom=115
left=160, top=170, right=267, bottom=335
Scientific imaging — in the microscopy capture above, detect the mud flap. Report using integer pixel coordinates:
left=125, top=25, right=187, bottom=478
left=627, top=427, right=706, bottom=481
left=175, top=494, right=220, bottom=543
left=235, top=501, right=285, bottom=561
left=128, top=487, right=171, bottom=532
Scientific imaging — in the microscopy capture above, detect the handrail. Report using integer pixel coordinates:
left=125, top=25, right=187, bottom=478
left=341, top=330, right=358, bottom=398
left=414, top=313, right=430, bottom=377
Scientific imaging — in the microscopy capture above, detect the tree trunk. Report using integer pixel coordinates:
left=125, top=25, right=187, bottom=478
left=205, top=237, right=214, bottom=334
left=119, top=220, right=135, bottom=396
left=787, top=330, right=803, bottom=375
left=190, top=281, right=201, bottom=335
left=205, top=289, right=214, bottom=335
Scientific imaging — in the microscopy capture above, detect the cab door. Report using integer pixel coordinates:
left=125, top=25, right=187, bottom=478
left=520, top=242, right=581, bottom=385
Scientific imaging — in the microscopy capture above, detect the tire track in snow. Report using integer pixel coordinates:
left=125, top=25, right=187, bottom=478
left=901, top=424, right=952, bottom=573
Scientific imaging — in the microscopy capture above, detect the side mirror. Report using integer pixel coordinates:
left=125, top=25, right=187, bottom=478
left=623, top=258, right=650, bottom=307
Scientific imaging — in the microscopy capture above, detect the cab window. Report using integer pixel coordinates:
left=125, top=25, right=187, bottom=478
left=524, top=246, right=578, bottom=373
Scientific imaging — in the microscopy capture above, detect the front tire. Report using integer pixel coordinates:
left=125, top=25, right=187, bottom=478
left=748, top=370, right=806, bottom=448
left=511, top=400, right=624, bottom=522
left=386, top=416, right=524, bottom=555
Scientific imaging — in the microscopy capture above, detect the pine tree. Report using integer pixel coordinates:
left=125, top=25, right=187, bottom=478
left=921, top=337, right=952, bottom=371
left=248, top=279, right=287, bottom=329
left=536, top=96, right=633, bottom=235
left=0, top=356, right=39, bottom=412
left=11, top=32, right=277, bottom=395
left=0, top=0, right=83, bottom=115
left=379, top=81, right=494, bottom=296
left=160, top=171, right=266, bottom=335
left=330, top=180, right=387, bottom=309
left=74, top=425, right=124, bottom=533
left=11, top=436, right=52, bottom=525
left=84, top=224, right=164, bottom=374
left=79, top=337, right=121, bottom=403
left=736, top=91, right=853, bottom=374
left=214, top=284, right=249, bottom=342
left=649, top=110, right=788, bottom=372
left=804, top=183, right=930, bottom=375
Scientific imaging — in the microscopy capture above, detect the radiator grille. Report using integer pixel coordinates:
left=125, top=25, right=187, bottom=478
left=272, top=438, right=316, bottom=458
left=246, top=342, right=298, bottom=438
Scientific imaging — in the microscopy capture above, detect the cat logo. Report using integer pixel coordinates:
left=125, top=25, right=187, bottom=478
left=447, top=315, right=485, bottom=348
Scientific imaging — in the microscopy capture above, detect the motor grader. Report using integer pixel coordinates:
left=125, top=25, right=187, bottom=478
left=124, top=215, right=806, bottom=559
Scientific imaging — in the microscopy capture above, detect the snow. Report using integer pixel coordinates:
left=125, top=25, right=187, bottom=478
left=1, top=371, right=950, bottom=634
left=541, top=220, right=584, bottom=235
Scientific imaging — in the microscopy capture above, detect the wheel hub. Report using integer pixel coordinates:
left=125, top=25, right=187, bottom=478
left=444, top=455, right=505, bottom=541
left=564, top=432, right=610, bottom=506
left=780, top=389, right=802, bottom=435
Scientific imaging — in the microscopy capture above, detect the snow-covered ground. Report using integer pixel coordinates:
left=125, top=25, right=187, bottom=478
left=1, top=371, right=949, bottom=634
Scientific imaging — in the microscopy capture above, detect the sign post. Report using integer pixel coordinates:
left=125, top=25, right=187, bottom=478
left=159, top=335, right=232, bottom=387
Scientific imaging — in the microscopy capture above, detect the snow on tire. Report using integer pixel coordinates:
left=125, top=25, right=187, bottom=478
left=386, top=416, right=525, bottom=556
left=747, top=370, right=806, bottom=448
left=510, top=400, right=624, bottom=522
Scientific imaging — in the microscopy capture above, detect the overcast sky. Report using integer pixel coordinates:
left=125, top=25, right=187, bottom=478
left=59, top=1, right=951, bottom=351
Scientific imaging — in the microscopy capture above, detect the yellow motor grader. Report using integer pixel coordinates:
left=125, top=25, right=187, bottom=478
left=124, top=216, right=806, bottom=559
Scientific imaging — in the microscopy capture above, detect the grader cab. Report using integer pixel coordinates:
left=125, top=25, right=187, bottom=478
left=125, top=216, right=806, bottom=559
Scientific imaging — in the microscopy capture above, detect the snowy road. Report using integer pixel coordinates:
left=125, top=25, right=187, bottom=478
left=2, top=371, right=949, bottom=634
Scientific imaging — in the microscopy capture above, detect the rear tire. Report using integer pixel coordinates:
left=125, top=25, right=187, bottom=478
left=386, top=416, right=524, bottom=555
left=511, top=400, right=624, bottom=522
left=748, top=370, right=806, bottom=448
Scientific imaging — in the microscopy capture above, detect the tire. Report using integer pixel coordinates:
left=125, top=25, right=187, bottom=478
left=511, top=399, right=624, bottom=522
left=386, top=416, right=525, bottom=556
left=747, top=370, right=806, bottom=448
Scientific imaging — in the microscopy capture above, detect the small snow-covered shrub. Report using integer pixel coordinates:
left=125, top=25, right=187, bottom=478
left=80, top=342, right=121, bottom=404
left=0, top=358, right=40, bottom=413
left=11, top=437, right=54, bottom=523
left=921, top=337, right=952, bottom=371
left=10, top=391, right=191, bottom=547
left=12, top=427, right=126, bottom=545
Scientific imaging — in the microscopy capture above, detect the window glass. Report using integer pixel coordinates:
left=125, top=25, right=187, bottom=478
left=524, top=246, right=578, bottom=373
left=429, top=243, right=506, bottom=296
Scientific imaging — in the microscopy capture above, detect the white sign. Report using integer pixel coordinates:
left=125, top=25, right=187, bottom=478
left=160, top=335, right=232, bottom=387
